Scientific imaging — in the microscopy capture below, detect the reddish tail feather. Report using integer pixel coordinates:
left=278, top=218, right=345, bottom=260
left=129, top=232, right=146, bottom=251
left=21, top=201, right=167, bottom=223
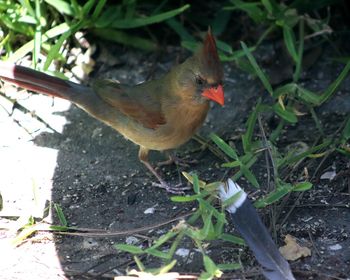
left=0, top=61, right=87, bottom=100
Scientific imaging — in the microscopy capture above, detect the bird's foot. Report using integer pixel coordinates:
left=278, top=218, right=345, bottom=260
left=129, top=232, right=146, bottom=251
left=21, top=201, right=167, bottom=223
left=157, top=154, right=198, bottom=168
left=152, top=181, right=191, bottom=194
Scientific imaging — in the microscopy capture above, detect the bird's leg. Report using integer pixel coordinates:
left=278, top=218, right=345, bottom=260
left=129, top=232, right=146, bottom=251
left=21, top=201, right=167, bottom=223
left=138, top=147, right=190, bottom=194
left=157, top=151, right=198, bottom=168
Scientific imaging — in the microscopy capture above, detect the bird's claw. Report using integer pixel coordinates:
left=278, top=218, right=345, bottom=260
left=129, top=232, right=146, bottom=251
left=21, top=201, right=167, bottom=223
left=157, top=155, right=198, bottom=168
left=152, top=182, right=191, bottom=194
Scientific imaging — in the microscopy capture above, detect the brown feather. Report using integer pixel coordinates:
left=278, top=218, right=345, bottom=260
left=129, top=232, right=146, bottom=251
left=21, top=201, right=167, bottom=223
left=93, top=79, right=166, bottom=129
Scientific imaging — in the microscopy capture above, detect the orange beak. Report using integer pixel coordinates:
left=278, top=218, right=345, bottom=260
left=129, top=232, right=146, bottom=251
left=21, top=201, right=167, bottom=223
left=202, top=84, right=224, bottom=106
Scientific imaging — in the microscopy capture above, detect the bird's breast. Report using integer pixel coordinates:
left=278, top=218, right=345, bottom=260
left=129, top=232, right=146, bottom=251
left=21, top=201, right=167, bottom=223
left=148, top=100, right=210, bottom=150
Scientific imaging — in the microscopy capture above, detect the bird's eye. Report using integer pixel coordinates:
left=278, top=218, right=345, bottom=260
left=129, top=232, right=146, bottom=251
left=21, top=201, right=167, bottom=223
left=195, top=76, right=205, bottom=86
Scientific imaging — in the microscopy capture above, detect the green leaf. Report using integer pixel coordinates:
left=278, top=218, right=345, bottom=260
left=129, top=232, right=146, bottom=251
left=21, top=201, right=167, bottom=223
left=220, top=46, right=257, bottom=62
left=220, top=233, right=245, bottom=245
left=261, top=0, right=275, bottom=14
left=181, top=171, right=207, bottom=189
left=222, top=190, right=244, bottom=208
left=212, top=10, right=232, bottom=35
left=273, top=83, right=296, bottom=98
left=111, top=4, right=190, bottom=29
left=20, top=0, right=35, bottom=16
left=203, top=255, right=219, bottom=275
left=181, top=40, right=199, bottom=52
left=94, top=5, right=122, bottom=28
left=150, top=231, right=177, bottom=249
left=157, top=260, right=177, bottom=274
left=92, top=0, right=107, bottom=20
left=134, top=256, right=145, bottom=271
left=242, top=104, right=259, bottom=152
left=92, top=28, right=156, bottom=51
left=225, top=0, right=265, bottom=23
left=254, top=184, right=293, bottom=208
left=283, top=25, right=298, bottom=63
left=199, top=271, right=213, bottom=280
left=222, top=160, right=241, bottom=168
left=82, top=0, right=96, bottom=16
left=293, top=182, right=313, bottom=191
left=201, top=215, right=216, bottom=240
left=48, top=225, right=71, bottom=231
left=32, top=0, right=42, bottom=68
left=43, top=33, right=68, bottom=70
left=241, top=165, right=259, bottom=187
left=216, top=40, right=233, bottom=54
left=12, top=225, right=37, bottom=246
left=210, top=133, right=238, bottom=160
left=296, top=85, right=321, bottom=105
left=231, top=156, right=258, bottom=182
left=171, top=194, right=203, bottom=202
left=115, top=244, right=143, bottom=254
left=8, top=22, right=71, bottom=62
left=341, top=117, right=350, bottom=141
left=198, top=199, right=223, bottom=222
left=241, top=41, right=273, bottom=95
left=319, top=61, right=350, bottom=104
left=166, top=18, right=195, bottom=42
left=70, top=0, right=80, bottom=15
left=273, top=103, right=298, bottom=123
left=293, top=19, right=305, bottom=82
left=44, top=0, right=74, bottom=15
left=193, top=173, right=200, bottom=194
left=53, top=203, right=67, bottom=226
left=145, top=248, right=171, bottom=259
left=217, top=263, right=241, bottom=270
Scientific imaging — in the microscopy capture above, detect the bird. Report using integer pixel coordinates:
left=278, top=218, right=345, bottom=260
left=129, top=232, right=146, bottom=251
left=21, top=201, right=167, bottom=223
left=0, top=29, right=224, bottom=193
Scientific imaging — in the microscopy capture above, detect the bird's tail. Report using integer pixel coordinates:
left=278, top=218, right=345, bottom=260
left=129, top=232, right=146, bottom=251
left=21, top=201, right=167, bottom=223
left=0, top=61, right=89, bottom=101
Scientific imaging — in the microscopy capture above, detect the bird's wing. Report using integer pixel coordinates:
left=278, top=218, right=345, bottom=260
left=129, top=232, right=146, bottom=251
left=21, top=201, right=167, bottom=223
left=93, top=79, right=166, bottom=129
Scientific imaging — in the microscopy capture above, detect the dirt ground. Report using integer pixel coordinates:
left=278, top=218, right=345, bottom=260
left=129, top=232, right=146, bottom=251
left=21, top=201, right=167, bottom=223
left=0, top=40, right=349, bottom=280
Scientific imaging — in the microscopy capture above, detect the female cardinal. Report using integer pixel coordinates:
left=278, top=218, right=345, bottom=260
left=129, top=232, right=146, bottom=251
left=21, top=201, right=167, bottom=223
left=0, top=30, right=224, bottom=193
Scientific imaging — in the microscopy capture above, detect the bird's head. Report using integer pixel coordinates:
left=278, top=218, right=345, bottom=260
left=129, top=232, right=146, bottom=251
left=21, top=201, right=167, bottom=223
left=177, top=29, right=224, bottom=106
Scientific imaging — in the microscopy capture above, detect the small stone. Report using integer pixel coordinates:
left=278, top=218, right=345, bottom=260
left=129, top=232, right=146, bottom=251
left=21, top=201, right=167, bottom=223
left=329, top=244, right=342, bottom=251
left=144, top=207, right=155, bottom=214
left=125, top=236, right=139, bottom=245
left=175, top=248, right=190, bottom=258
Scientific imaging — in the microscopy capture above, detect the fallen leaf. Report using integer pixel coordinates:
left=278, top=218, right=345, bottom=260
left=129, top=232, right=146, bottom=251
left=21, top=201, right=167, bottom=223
left=279, top=234, right=311, bottom=261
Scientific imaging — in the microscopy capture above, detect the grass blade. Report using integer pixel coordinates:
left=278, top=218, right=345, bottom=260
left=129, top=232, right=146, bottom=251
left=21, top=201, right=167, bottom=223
left=283, top=25, right=298, bottom=63
left=44, top=0, right=74, bottom=15
left=242, top=103, right=259, bottom=152
left=210, top=133, right=238, bottom=160
left=293, top=182, right=312, bottom=191
left=8, top=22, right=71, bottom=62
left=293, top=18, right=304, bottom=82
left=92, top=0, right=107, bottom=20
left=273, top=103, right=298, bottom=123
left=166, top=18, right=195, bottom=42
left=254, top=184, right=293, bottom=208
left=241, top=41, right=273, bottom=95
left=111, top=4, right=190, bottom=29
left=220, top=233, right=245, bottom=245
left=92, top=28, right=157, bottom=51
left=319, top=60, right=350, bottom=104
left=241, top=165, right=259, bottom=187
left=115, top=244, right=144, bottom=254
left=54, top=203, right=67, bottom=226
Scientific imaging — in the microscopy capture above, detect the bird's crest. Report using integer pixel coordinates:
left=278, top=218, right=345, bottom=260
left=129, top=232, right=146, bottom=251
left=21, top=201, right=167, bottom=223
left=199, top=28, right=223, bottom=81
